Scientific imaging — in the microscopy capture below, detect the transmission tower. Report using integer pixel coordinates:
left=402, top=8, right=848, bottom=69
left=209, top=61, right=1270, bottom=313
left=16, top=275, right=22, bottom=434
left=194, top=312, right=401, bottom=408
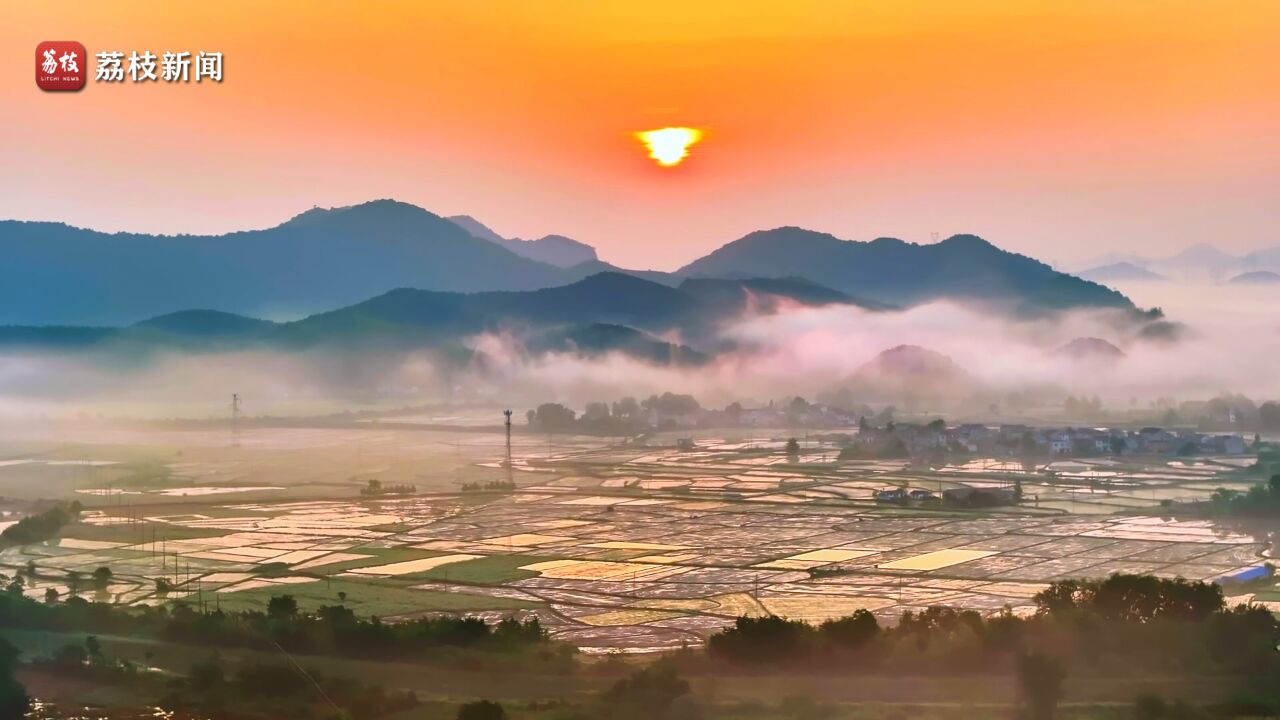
left=503, top=409, right=514, bottom=485
left=231, top=393, right=242, bottom=447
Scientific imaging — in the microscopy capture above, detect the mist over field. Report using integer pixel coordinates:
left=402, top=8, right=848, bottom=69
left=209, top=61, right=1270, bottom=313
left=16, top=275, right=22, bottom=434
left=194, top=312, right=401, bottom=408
left=0, top=280, right=1275, bottom=421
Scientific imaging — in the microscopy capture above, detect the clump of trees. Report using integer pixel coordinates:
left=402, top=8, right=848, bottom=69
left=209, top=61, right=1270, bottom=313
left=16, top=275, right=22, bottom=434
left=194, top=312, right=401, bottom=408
left=1209, top=475, right=1280, bottom=515
left=706, top=574, right=1279, bottom=677
left=0, top=502, right=82, bottom=547
left=527, top=393, right=703, bottom=435
left=166, top=653, right=419, bottom=720
left=359, top=479, right=416, bottom=496
left=1016, top=651, right=1065, bottom=720
left=708, top=610, right=881, bottom=666
left=461, top=480, right=516, bottom=493
left=595, top=661, right=699, bottom=720
left=464, top=662, right=699, bottom=720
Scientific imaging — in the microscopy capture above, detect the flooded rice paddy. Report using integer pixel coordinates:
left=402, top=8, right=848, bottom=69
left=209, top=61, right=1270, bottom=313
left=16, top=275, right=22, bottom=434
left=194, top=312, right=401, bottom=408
left=0, top=425, right=1273, bottom=653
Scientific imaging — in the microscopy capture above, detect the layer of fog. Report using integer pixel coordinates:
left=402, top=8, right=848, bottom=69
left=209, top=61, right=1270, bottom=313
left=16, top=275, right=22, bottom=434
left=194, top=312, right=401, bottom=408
left=0, top=281, right=1275, bottom=421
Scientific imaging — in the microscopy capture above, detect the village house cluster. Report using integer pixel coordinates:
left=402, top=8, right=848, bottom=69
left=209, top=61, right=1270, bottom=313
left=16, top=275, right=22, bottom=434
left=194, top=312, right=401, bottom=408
left=853, top=422, right=1249, bottom=459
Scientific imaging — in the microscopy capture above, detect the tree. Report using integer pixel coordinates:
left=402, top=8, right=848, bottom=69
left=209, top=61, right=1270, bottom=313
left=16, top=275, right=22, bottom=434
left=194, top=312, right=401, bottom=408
left=785, top=438, right=800, bottom=459
left=92, top=566, right=113, bottom=591
left=52, top=643, right=87, bottom=669
left=529, top=403, right=576, bottom=432
left=612, top=396, right=640, bottom=420
left=927, top=418, right=946, bottom=432
left=707, top=615, right=814, bottom=664
left=1016, top=652, right=1064, bottom=720
left=43, top=587, right=59, bottom=604
left=600, top=661, right=694, bottom=719
left=0, top=639, right=29, bottom=720
left=267, top=594, right=299, bottom=621
left=643, top=393, right=701, bottom=417
left=583, top=402, right=611, bottom=423
left=457, top=700, right=506, bottom=720
left=1261, top=402, right=1280, bottom=431
left=877, top=438, right=908, bottom=459
left=84, top=636, right=103, bottom=665
left=818, top=609, right=879, bottom=651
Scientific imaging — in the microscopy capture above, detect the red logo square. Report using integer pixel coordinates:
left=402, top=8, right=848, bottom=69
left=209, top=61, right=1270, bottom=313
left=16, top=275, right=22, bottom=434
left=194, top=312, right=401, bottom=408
left=36, top=41, right=87, bottom=91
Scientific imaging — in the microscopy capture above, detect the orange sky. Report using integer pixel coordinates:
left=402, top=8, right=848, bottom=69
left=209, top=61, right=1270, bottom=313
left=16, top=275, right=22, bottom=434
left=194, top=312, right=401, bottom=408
left=3, top=1, right=1278, bottom=269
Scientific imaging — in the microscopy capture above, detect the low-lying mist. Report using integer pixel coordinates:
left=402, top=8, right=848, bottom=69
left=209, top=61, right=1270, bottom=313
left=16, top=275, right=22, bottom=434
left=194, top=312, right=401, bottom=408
left=0, top=281, right=1275, bottom=421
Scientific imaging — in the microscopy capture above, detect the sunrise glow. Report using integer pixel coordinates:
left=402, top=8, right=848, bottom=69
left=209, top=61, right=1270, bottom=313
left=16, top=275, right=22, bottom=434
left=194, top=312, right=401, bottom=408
left=635, top=127, right=703, bottom=167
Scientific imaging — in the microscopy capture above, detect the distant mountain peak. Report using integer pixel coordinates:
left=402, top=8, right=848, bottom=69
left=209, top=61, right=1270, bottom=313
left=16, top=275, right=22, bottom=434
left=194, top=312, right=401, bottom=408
left=1054, top=337, right=1126, bottom=363
left=132, top=309, right=277, bottom=337
left=444, top=214, right=505, bottom=244
left=938, top=233, right=994, bottom=249
left=282, top=198, right=439, bottom=228
left=446, top=215, right=597, bottom=267
left=847, top=344, right=980, bottom=405
left=1229, top=270, right=1280, bottom=285
left=679, top=227, right=1133, bottom=313
left=1078, top=262, right=1168, bottom=283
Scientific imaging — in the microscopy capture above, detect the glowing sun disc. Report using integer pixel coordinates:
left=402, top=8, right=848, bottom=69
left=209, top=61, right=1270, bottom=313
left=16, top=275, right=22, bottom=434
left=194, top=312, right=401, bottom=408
left=635, top=127, right=703, bottom=167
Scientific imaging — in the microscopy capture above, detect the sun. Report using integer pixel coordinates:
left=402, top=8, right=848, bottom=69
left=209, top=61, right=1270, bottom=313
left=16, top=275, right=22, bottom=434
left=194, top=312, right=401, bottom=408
left=635, top=127, right=703, bottom=167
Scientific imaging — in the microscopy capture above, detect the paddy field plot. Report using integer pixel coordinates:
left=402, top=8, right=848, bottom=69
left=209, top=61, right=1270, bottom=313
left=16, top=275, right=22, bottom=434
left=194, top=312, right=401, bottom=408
left=879, top=549, right=998, bottom=571
left=345, top=553, right=483, bottom=576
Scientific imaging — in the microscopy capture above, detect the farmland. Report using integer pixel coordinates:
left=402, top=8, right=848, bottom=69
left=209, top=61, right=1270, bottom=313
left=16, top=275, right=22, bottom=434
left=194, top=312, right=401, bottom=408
left=0, top=417, right=1273, bottom=654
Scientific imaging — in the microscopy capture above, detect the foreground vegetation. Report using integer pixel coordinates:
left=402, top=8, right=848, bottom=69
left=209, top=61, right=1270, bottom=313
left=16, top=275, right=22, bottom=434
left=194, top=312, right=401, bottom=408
left=2, top=574, right=1278, bottom=719
left=0, top=589, right=564, bottom=669
left=705, top=575, right=1277, bottom=678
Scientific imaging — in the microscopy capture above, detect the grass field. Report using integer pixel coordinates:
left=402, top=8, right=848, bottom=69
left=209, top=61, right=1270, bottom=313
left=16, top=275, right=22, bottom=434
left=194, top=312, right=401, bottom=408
left=413, top=553, right=555, bottom=585
left=210, top=576, right=540, bottom=615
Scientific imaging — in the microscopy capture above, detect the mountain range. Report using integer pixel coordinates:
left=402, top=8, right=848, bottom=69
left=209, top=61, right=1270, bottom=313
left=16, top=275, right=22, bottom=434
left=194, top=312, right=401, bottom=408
left=1077, top=243, right=1280, bottom=283
left=681, top=228, right=1131, bottom=313
left=0, top=199, right=1135, bottom=328
left=0, top=273, right=878, bottom=366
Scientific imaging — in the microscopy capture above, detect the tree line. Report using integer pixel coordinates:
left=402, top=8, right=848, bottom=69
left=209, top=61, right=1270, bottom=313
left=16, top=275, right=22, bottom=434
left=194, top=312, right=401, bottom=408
left=0, top=589, right=563, bottom=668
left=703, top=574, right=1278, bottom=679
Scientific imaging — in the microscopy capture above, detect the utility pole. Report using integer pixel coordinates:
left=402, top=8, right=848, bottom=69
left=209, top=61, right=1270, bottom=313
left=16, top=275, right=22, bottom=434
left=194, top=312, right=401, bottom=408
left=503, top=409, right=514, bottom=486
